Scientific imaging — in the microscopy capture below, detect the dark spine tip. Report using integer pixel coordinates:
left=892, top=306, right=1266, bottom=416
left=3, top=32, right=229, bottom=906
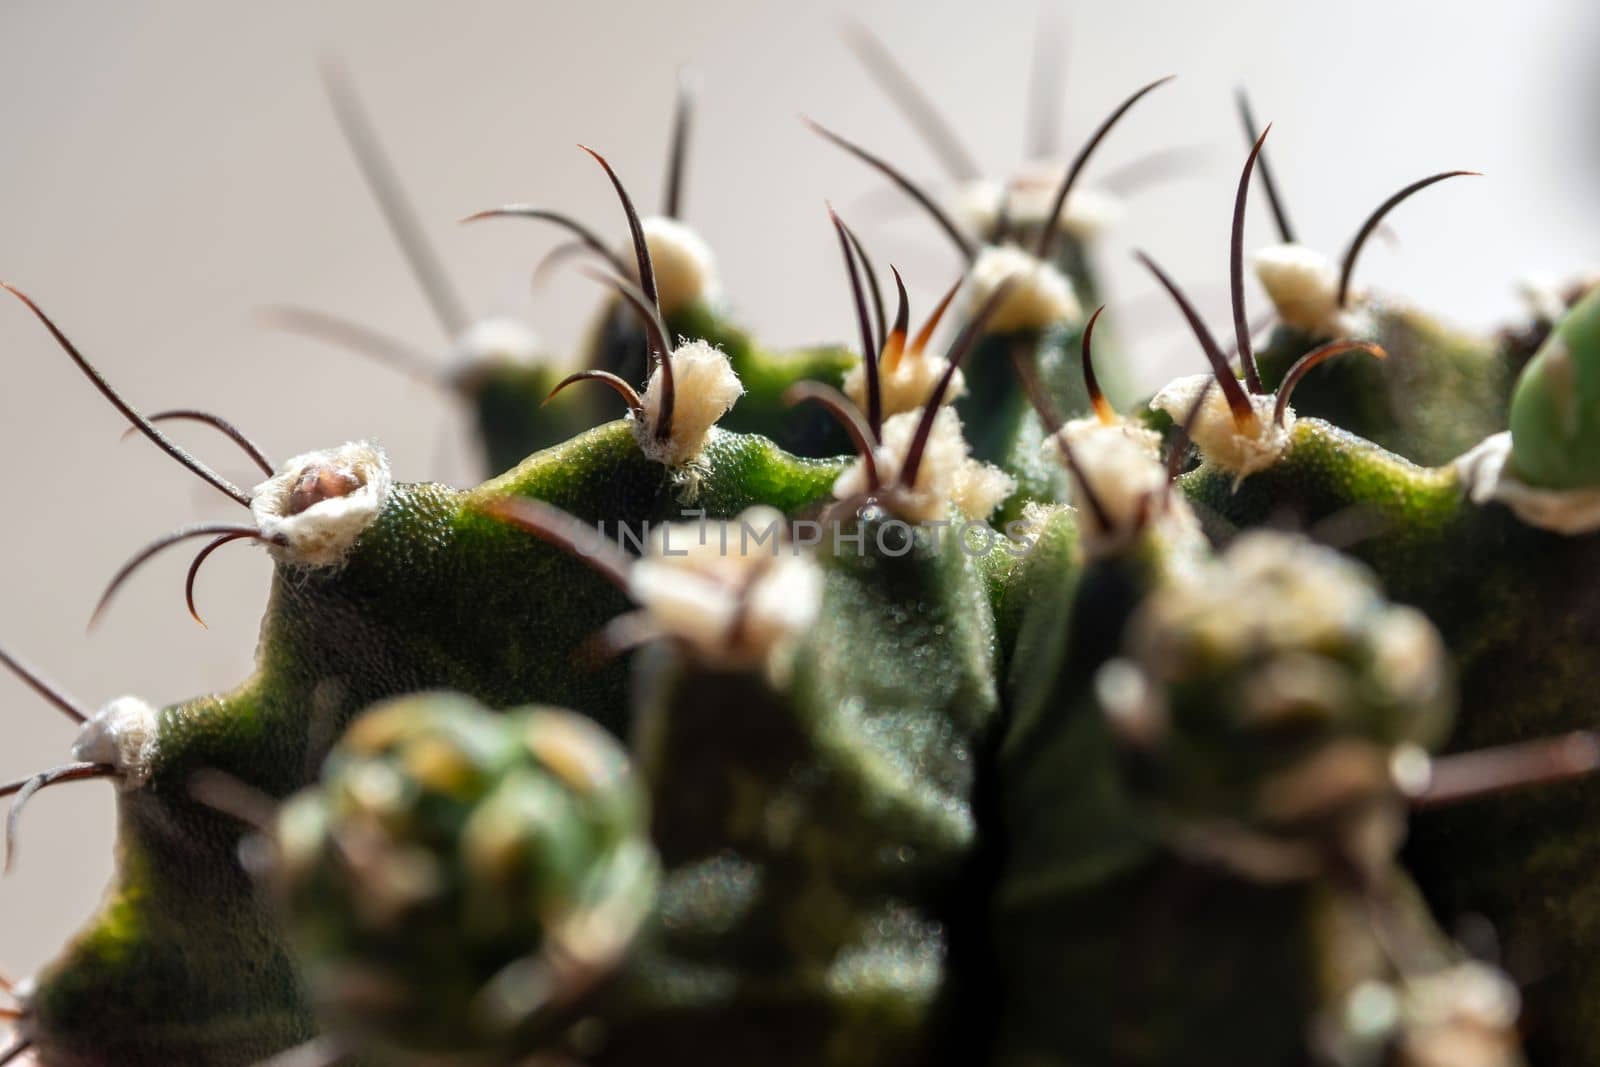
left=1231, top=123, right=1273, bottom=394
left=1035, top=74, right=1175, bottom=260
left=5, top=761, right=116, bottom=873
left=1272, top=340, right=1386, bottom=426
left=0, top=644, right=90, bottom=724
left=545, top=369, right=645, bottom=418
left=579, top=145, right=662, bottom=316
left=1338, top=170, right=1481, bottom=308
left=1080, top=305, right=1114, bottom=425
left=1234, top=88, right=1296, bottom=244
left=802, top=115, right=978, bottom=263
left=459, top=205, right=631, bottom=279
left=1, top=283, right=253, bottom=507
left=136, top=410, right=275, bottom=476
left=840, top=220, right=887, bottom=359
left=829, top=206, right=883, bottom=438
left=92, top=524, right=266, bottom=629
left=783, top=382, right=881, bottom=492
left=1133, top=251, right=1258, bottom=434
left=185, top=531, right=258, bottom=628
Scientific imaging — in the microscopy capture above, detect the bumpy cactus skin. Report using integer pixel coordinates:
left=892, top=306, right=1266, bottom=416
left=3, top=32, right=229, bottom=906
left=16, top=419, right=842, bottom=1066
left=1175, top=324, right=1600, bottom=1061
left=11, top=44, right=1600, bottom=1067
left=1251, top=308, right=1509, bottom=467
left=597, top=512, right=1002, bottom=1066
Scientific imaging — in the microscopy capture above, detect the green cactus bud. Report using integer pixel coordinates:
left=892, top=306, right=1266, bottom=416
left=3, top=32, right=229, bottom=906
left=274, top=692, right=657, bottom=1063
left=1507, top=285, right=1600, bottom=490
left=1105, top=532, right=1451, bottom=879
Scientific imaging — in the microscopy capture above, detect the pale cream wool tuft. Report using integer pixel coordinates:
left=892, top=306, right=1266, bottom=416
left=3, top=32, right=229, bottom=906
left=1150, top=373, right=1291, bottom=480
left=1252, top=243, right=1364, bottom=337
left=966, top=244, right=1081, bottom=334
left=72, top=696, right=161, bottom=789
left=627, top=506, right=822, bottom=678
left=635, top=340, right=745, bottom=467
left=1456, top=431, right=1600, bottom=535
left=446, top=316, right=543, bottom=388
left=842, top=348, right=965, bottom=420
left=1045, top=416, right=1180, bottom=557
left=635, top=216, right=722, bottom=317
left=251, top=442, right=393, bottom=568
left=833, top=407, right=1016, bottom=523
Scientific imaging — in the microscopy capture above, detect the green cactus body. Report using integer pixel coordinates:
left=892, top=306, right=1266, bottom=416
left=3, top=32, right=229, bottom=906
left=1251, top=305, right=1508, bottom=467
left=989, top=505, right=1196, bottom=1064
left=19, top=418, right=843, bottom=1066
left=461, top=361, right=598, bottom=477
left=995, top=520, right=1499, bottom=1065
left=599, top=509, right=1003, bottom=1066
left=6, top=46, right=1594, bottom=1067
left=1173, top=405, right=1600, bottom=1063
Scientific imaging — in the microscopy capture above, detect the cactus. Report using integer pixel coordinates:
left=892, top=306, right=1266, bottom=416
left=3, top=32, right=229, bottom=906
left=2, top=30, right=1597, bottom=1067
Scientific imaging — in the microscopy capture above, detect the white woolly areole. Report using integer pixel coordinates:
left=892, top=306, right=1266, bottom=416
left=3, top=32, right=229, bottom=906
left=966, top=244, right=1081, bottom=334
left=1252, top=243, right=1363, bottom=337
left=1456, top=431, right=1600, bottom=535
left=636, top=216, right=721, bottom=316
left=842, top=350, right=965, bottom=421
left=628, top=506, right=822, bottom=678
left=950, top=172, right=1124, bottom=241
left=1045, top=416, right=1187, bottom=557
left=833, top=407, right=1016, bottom=523
left=251, top=442, right=392, bottom=568
left=72, top=696, right=160, bottom=789
left=635, top=340, right=745, bottom=467
left=1150, top=373, right=1292, bottom=481
left=446, top=316, right=542, bottom=386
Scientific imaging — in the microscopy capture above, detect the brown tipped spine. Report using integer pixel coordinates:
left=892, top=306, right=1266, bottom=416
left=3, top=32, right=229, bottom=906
left=1273, top=340, right=1386, bottom=426
left=1080, top=305, right=1115, bottom=425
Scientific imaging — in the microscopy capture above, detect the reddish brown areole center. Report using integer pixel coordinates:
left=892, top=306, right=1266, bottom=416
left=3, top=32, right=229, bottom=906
left=287, top=464, right=362, bottom=516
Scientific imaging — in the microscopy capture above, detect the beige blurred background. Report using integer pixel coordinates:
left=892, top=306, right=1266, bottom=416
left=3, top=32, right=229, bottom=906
left=0, top=0, right=1595, bottom=984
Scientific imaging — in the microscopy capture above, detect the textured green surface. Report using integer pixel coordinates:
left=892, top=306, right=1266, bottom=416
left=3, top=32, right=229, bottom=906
left=25, top=420, right=844, bottom=1067
left=1252, top=302, right=1509, bottom=466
